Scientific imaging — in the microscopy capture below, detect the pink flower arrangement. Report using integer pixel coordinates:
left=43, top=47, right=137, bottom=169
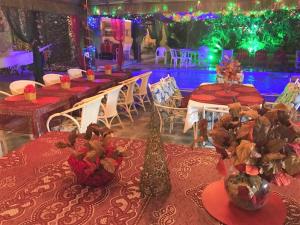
left=86, top=69, right=94, bottom=76
left=60, top=75, right=70, bottom=83
left=24, top=84, right=36, bottom=93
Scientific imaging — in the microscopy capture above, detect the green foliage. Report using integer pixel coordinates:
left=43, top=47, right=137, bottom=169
left=165, top=9, right=300, bottom=57
left=201, top=10, right=300, bottom=55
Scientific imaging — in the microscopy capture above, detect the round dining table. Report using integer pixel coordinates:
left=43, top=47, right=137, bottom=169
left=184, top=83, right=264, bottom=135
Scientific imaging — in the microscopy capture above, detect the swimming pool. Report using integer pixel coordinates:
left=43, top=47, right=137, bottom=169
left=133, top=68, right=300, bottom=94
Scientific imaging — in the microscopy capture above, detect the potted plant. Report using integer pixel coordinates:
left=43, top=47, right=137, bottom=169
left=24, top=84, right=36, bottom=101
left=86, top=69, right=95, bottom=81
left=216, top=58, right=243, bottom=91
left=60, top=75, right=71, bottom=89
left=210, top=102, right=300, bottom=210
left=56, top=124, right=125, bottom=186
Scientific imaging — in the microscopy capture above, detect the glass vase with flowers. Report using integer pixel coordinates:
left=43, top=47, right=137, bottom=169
left=210, top=102, right=300, bottom=210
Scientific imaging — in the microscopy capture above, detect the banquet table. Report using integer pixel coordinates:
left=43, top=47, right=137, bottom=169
left=184, top=83, right=264, bottom=133
left=0, top=132, right=299, bottom=225
left=95, top=71, right=131, bottom=83
left=0, top=73, right=131, bottom=137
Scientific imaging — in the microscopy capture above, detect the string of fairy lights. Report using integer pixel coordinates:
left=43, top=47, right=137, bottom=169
left=89, top=0, right=299, bottom=22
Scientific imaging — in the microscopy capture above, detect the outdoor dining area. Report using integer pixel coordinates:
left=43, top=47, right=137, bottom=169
left=0, top=1, right=300, bottom=225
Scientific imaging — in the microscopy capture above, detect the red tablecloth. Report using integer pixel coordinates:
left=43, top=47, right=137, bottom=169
left=95, top=71, right=131, bottom=83
left=191, top=84, right=264, bottom=106
left=0, top=77, right=116, bottom=137
left=0, top=132, right=299, bottom=225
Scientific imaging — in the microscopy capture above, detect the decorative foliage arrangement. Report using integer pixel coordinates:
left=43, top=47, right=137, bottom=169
left=56, top=124, right=125, bottom=186
left=210, top=102, right=300, bottom=186
left=216, top=58, right=242, bottom=83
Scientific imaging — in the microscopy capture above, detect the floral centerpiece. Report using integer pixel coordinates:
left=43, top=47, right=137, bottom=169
left=210, top=102, right=300, bottom=210
left=56, top=124, right=125, bottom=186
left=104, top=64, right=112, bottom=75
left=60, top=75, right=71, bottom=89
left=216, top=58, right=242, bottom=86
left=86, top=69, right=95, bottom=81
left=24, top=84, right=36, bottom=101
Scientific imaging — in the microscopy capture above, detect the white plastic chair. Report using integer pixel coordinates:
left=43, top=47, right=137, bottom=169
left=202, top=104, right=229, bottom=146
left=221, top=49, right=234, bottom=62
left=118, top=78, right=139, bottom=122
left=134, top=71, right=152, bottom=111
left=46, top=93, right=104, bottom=133
left=155, top=47, right=167, bottom=64
left=43, top=74, right=62, bottom=86
left=202, top=105, right=229, bottom=130
left=98, top=85, right=124, bottom=128
left=67, top=68, right=86, bottom=79
left=180, top=49, right=192, bottom=68
left=0, top=91, right=11, bottom=97
left=9, top=80, right=44, bottom=95
left=170, top=49, right=181, bottom=67
left=295, top=51, right=300, bottom=69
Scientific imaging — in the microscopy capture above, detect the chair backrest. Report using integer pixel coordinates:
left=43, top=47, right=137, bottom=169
left=203, top=104, right=229, bottom=130
left=67, top=68, right=85, bottom=79
left=221, top=49, right=234, bottom=61
left=180, top=49, right=188, bottom=58
left=170, top=49, right=178, bottom=58
left=160, top=75, right=178, bottom=97
left=156, top=47, right=166, bottom=57
left=122, top=78, right=139, bottom=104
left=43, top=74, right=62, bottom=86
left=9, top=80, right=44, bottom=95
left=137, top=71, right=152, bottom=95
left=103, top=84, right=123, bottom=118
left=148, top=81, right=168, bottom=104
left=0, top=90, right=11, bottom=97
left=79, top=94, right=104, bottom=133
left=275, top=82, right=300, bottom=105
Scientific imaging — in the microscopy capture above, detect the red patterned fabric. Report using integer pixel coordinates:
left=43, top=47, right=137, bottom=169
left=0, top=132, right=299, bottom=225
left=0, top=77, right=116, bottom=137
left=191, top=84, right=264, bottom=106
